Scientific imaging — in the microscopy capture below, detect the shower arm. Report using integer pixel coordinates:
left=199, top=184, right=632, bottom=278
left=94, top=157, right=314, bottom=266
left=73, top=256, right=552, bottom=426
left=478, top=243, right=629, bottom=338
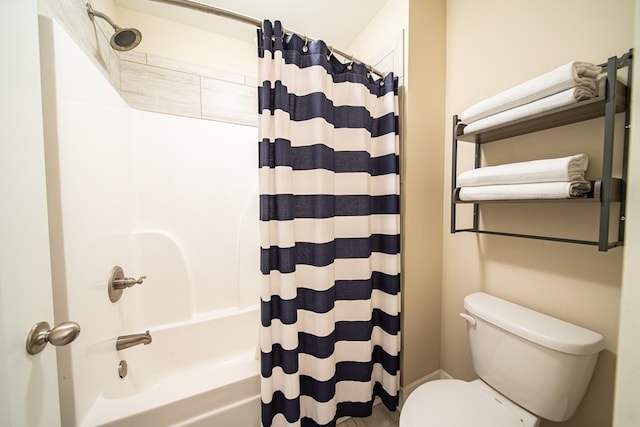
left=148, top=0, right=386, bottom=79
left=86, top=3, right=121, bottom=31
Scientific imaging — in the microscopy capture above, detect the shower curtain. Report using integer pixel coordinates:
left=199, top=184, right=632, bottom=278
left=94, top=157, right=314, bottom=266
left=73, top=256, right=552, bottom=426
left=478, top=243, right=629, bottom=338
left=258, top=20, right=400, bottom=427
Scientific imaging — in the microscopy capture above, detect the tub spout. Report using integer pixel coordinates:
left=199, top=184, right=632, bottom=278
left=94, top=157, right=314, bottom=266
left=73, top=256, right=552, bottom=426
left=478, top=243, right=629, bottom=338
left=116, top=330, right=152, bottom=350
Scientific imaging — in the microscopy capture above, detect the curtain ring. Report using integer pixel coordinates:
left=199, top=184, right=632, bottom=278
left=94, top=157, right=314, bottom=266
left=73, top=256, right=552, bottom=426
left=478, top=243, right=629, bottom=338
left=327, top=46, right=334, bottom=61
left=347, top=55, right=354, bottom=71
left=302, top=35, right=309, bottom=53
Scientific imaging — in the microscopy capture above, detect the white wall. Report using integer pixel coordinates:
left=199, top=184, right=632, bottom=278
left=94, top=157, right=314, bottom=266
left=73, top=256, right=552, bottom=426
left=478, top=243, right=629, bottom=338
left=131, top=111, right=258, bottom=313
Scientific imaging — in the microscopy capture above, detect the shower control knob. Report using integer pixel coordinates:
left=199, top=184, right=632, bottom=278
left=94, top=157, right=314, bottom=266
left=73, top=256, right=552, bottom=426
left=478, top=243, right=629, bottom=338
left=26, top=321, right=81, bottom=355
left=108, top=265, right=147, bottom=302
left=113, top=275, right=147, bottom=289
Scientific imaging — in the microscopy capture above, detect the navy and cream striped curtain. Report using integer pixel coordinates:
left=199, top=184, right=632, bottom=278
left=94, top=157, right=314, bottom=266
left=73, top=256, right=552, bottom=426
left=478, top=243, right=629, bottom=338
left=258, top=20, right=401, bottom=427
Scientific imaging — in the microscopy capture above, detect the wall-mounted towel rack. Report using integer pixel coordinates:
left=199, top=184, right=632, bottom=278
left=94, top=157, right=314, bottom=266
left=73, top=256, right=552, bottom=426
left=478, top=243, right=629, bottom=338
left=450, top=49, right=633, bottom=251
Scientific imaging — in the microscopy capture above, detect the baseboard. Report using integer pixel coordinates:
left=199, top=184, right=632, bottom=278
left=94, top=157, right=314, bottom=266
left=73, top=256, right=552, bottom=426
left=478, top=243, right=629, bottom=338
left=399, top=369, right=453, bottom=408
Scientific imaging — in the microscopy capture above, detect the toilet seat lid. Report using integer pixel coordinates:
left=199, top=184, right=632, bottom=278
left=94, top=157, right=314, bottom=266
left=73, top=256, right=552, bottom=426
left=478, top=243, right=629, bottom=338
left=400, top=379, right=539, bottom=427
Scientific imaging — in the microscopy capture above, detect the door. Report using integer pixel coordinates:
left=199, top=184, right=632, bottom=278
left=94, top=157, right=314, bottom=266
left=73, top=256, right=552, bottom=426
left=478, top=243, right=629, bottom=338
left=0, top=0, right=61, bottom=426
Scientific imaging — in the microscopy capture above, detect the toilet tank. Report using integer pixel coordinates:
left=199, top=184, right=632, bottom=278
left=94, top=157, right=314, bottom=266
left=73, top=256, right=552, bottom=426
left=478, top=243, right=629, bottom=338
left=463, top=292, right=604, bottom=422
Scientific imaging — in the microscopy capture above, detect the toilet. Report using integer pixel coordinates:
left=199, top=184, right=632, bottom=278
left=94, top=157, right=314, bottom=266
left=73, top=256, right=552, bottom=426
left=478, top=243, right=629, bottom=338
left=400, top=292, right=605, bottom=426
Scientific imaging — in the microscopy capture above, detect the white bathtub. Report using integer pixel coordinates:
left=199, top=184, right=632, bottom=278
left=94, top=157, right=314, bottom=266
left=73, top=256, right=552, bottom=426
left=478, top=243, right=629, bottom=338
left=80, top=307, right=261, bottom=427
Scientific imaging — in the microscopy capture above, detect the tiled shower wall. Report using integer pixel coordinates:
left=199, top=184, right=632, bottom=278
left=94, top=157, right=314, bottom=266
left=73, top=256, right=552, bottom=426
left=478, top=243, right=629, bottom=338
left=118, top=51, right=257, bottom=126
left=39, top=0, right=257, bottom=127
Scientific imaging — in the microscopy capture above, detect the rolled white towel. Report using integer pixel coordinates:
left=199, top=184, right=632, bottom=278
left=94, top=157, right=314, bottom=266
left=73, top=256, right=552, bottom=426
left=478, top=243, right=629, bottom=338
left=457, top=181, right=592, bottom=201
left=460, top=61, right=602, bottom=124
left=457, top=154, right=589, bottom=187
left=462, top=86, right=597, bottom=135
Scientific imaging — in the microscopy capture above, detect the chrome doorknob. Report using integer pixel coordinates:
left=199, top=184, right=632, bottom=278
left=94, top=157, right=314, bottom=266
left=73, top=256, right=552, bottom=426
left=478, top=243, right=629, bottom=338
left=26, top=321, right=81, bottom=355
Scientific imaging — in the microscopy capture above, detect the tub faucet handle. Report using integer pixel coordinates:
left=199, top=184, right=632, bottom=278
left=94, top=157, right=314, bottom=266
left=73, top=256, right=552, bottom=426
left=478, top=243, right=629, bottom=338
left=114, top=275, right=147, bottom=289
left=108, top=265, right=147, bottom=302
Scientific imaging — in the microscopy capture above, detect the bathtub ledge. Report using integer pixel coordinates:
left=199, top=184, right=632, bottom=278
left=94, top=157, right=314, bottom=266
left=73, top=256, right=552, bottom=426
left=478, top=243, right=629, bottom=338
left=80, top=356, right=259, bottom=427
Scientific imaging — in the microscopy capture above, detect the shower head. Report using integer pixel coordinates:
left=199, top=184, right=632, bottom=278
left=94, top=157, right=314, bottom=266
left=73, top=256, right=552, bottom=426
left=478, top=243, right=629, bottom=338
left=111, top=27, right=143, bottom=51
left=86, top=3, right=142, bottom=52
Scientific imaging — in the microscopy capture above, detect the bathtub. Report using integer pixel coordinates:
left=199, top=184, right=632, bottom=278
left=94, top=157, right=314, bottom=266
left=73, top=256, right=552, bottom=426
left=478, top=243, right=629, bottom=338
left=49, top=228, right=262, bottom=427
left=80, top=306, right=261, bottom=427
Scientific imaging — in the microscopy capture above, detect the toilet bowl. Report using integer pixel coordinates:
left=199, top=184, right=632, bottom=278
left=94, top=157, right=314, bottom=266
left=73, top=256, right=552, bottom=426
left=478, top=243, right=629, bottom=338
left=400, top=379, right=539, bottom=426
left=399, top=292, right=604, bottom=426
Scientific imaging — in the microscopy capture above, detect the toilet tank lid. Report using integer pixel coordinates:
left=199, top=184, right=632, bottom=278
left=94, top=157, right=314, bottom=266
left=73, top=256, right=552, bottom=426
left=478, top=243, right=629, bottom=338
left=464, top=292, right=605, bottom=355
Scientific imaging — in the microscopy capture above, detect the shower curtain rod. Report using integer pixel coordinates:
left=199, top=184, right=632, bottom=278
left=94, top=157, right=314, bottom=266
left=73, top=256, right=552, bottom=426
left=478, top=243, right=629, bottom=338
left=148, top=0, right=386, bottom=78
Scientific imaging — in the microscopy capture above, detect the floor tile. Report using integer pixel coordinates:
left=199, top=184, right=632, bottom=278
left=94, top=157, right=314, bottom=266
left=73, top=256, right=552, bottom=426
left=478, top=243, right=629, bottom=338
left=338, top=404, right=400, bottom=427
